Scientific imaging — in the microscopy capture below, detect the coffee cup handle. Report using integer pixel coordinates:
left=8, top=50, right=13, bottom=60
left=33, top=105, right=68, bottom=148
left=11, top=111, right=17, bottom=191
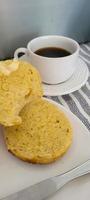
left=14, top=48, right=29, bottom=60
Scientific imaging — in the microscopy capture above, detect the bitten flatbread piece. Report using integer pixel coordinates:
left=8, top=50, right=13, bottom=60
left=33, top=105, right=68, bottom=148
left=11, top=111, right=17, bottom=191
left=0, top=60, right=43, bottom=126
left=4, top=98, right=72, bottom=164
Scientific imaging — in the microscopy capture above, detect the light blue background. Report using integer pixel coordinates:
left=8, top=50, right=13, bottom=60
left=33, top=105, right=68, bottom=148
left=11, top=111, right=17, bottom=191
left=0, top=0, right=90, bottom=59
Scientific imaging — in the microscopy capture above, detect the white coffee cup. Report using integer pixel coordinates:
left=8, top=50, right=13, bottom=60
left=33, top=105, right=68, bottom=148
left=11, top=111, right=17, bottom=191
left=14, top=35, right=79, bottom=84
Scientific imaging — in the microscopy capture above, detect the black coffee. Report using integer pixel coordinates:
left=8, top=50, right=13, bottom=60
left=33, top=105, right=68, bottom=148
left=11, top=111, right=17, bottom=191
left=34, top=47, right=71, bottom=58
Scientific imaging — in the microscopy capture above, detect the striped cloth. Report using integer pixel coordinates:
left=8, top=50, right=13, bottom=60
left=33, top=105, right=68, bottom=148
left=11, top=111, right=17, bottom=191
left=48, top=43, right=90, bottom=131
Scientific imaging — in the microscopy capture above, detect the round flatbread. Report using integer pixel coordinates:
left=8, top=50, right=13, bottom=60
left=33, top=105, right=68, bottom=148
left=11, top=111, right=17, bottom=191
left=4, top=98, right=72, bottom=164
left=0, top=60, right=43, bottom=126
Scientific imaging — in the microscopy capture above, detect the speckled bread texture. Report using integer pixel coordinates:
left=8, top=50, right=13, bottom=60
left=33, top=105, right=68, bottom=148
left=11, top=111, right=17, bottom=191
left=0, top=60, right=43, bottom=126
left=4, top=98, right=72, bottom=164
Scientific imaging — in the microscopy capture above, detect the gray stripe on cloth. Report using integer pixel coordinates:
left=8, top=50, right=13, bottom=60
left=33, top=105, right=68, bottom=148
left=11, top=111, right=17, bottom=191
left=82, top=85, right=90, bottom=98
left=44, top=96, right=52, bottom=99
left=73, top=91, right=90, bottom=116
left=43, top=96, right=63, bottom=105
left=51, top=96, right=62, bottom=105
left=84, top=43, right=90, bottom=50
left=87, top=76, right=90, bottom=83
left=86, top=43, right=90, bottom=47
left=79, top=50, right=90, bottom=61
left=81, top=44, right=90, bottom=54
left=79, top=55, right=90, bottom=73
left=62, top=95, right=90, bottom=131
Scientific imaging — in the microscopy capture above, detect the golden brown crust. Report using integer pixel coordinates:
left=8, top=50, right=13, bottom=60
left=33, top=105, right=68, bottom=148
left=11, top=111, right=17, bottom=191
left=8, top=142, right=71, bottom=164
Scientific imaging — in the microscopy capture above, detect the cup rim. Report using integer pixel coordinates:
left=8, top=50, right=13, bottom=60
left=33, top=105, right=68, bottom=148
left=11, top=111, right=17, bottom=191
left=27, top=35, right=80, bottom=59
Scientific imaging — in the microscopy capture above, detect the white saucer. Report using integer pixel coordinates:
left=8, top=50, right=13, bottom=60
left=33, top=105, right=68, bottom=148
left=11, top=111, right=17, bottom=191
left=20, top=55, right=89, bottom=96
